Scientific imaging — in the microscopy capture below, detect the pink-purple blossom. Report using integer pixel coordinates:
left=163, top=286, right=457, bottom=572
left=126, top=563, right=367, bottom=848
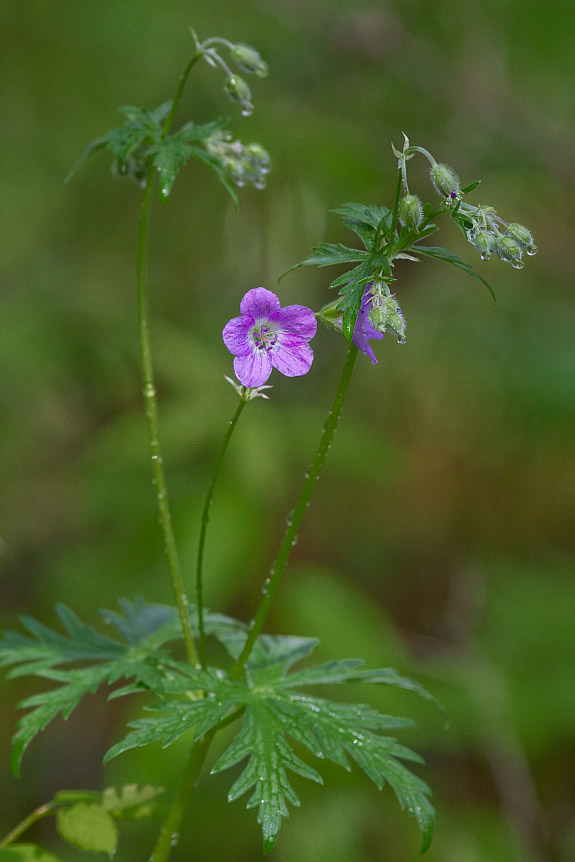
left=223, top=288, right=317, bottom=387
left=352, top=287, right=384, bottom=364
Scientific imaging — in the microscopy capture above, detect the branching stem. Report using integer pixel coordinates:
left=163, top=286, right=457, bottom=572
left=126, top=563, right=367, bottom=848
left=0, top=802, right=57, bottom=848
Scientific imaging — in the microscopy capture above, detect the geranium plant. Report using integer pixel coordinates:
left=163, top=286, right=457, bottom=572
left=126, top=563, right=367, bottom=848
left=0, top=29, right=536, bottom=862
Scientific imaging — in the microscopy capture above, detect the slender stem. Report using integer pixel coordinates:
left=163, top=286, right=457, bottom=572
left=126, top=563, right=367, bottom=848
left=137, top=169, right=198, bottom=668
left=231, top=345, right=359, bottom=680
left=197, top=397, right=247, bottom=668
left=150, top=706, right=245, bottom=862
left=137, top=51, right=209, bottom=668
left=162, top=53, right=203, bottom=138
left=150, top=732, right=214, bottom=862
left=0, top=802, right=56, bottom=848
left=384, top=166, right=403, bottom=252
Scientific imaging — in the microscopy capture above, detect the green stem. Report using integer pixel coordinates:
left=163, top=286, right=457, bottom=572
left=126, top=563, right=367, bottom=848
left=137, top=51, right=208, bottom=669
left=150, top=706, right=244, bottom=862
left=162, top=53, right=203, bottom=138
left=231, top=345, right=359, bottom=680
left=150, top=732, right=214, bottom=862
left=137, top=169, right=198, bottom=668
left=383, top=166, right=403, bottom=252
left=0, top=802, right=57, bottom=848
left=197, top=397, right=247, bottom=669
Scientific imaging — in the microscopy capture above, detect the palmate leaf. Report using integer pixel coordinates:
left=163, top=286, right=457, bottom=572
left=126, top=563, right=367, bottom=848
left=330, top=202, right=392, bottom=249
left=412, top=244, right=495, bottom=301
left=0, top=600, right=181, bottom=774
left=105, top=634, right=436, bottom=853
left=150, top=118, right=229, bottom=200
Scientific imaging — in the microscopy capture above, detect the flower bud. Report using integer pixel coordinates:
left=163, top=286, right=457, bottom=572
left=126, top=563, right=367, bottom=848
left=224, top=76, right=254, bottom=116
left=230, top=44, right=269, bottom=77
left=399, top=194, right=423, bottom=229
left=472, top=229, right=497, bottom=260
left=245, top=143, right=271, bottom=173
left=497, top=236, right=523, bottom=268
left=505, top=223, right=533, bottom=247
left=430, top=163, right=460, bottom=202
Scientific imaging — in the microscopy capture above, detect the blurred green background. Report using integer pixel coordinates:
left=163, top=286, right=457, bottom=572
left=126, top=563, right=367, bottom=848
left=1, top=0, right=575, bottom=859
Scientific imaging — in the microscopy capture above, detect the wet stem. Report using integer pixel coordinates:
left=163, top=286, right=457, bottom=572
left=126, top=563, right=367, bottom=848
left=196, top=397, right=247, bottom=669
left=137, top=52, right=204, bottom=669
left=151, top=345, right=359, bottom=861
left=231, top=343, right=359, bottom=678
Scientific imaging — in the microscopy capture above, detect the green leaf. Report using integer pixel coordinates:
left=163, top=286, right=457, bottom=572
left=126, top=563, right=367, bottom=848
left=177, top=117, right=229, bottom=142
left=151, top=134, right=193, bottom=200
left=56, top=804, right=118, bottom=857
left=279, top=244, right=368, bottom=281
left=330, top=202, right=391, bottom=230
left=53, top=784, right=165, bottom=821
left=150, top=122, right=229, bottom=200
left=412, top=245, right=495, bottom=301
left=1, top=601, right=180, bottom=774
left=0, top=847, right=65, bottom=862
left=211, top=701, right=323, bottom=854
left=101, top=784, right=165, bottom=820
left=460, top=180, right=481, bottom=194
left=104, top=667, right=247, bottom=762
left=330, top=203, right=392, bottom=250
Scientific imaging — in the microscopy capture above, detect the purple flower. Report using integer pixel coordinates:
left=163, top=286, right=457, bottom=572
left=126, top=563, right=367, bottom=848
left=223, top=287, right=317, bottom=387
left=352, top=287, right=384, bottom=364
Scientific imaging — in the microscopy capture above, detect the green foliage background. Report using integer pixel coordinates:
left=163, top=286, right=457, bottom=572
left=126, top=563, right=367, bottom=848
left=1, top=0, right=574, bottom=859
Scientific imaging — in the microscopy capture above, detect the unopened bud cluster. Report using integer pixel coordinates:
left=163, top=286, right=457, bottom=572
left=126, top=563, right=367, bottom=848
left=368, top=282, right=406, bottom=343
left=461, top=205, right=537, bottom=269
left=205, top=131, right=271, bottom=189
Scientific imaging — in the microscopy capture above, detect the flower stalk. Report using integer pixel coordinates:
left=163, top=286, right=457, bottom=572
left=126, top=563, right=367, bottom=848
left=196, top=396, right=248, bottom=668
left=231, top=344, right=359, bottom=679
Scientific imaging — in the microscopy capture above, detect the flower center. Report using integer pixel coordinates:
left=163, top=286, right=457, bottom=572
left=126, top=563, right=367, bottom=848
left=252, top=321, right=277, bottom=351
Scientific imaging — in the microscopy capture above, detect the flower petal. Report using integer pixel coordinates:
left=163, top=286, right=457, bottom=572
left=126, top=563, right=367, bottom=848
left=223, top=316, right=253, bottom=356
left=352, top=297, right=383, bottom=365
left=274, top=304, right=317, bottom=341
left=240, top=287, right=280, bottom=320
left=270, top=335, right=314, bottom=377
left=233, top=350, right=273, bottom=387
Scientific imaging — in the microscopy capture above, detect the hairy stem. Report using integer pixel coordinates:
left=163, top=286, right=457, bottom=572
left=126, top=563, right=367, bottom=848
left=197, top=397, right=247, bottom=668
left=231, top=344, right=359, bottom=679
left=0, top=802, right=56, bottom=848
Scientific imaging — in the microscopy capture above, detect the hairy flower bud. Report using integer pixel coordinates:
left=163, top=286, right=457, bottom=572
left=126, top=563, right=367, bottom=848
left=472, top=229, right=497, bottom=260
left=230, top=43, right=269, bottom=77
left=497, top=236, right=524, bottom=268
left=505, top=223, right=533, bottom=247
left=430, top=163, right=460, bottom=202
left=224, top=76, right=254, bottom=116
left=399, top=194, right=423, bottom=229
